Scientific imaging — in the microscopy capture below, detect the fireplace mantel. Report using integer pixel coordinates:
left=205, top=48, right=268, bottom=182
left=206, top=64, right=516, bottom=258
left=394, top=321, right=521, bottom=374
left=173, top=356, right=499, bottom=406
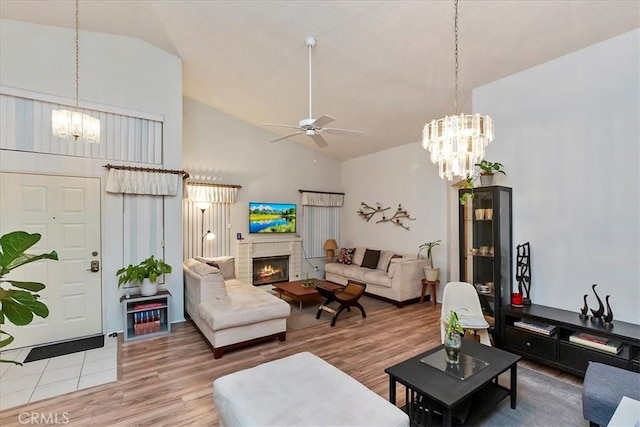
left=236, top=237, right=303, bottom=285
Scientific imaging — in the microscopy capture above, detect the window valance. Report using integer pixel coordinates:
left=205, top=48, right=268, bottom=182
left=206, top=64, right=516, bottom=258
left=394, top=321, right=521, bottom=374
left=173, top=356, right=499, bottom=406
left=299, top=190, right=345, bottom=207
left=105, top=168, right=183, bottom=196
left=186, top=182, right=241, bottom=204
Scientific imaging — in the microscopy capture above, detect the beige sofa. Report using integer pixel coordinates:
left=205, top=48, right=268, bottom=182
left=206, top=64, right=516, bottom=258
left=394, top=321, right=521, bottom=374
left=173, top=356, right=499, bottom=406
left=325, top=247, right=427, bottom=307
left=183, top=258, right=290, bottom=359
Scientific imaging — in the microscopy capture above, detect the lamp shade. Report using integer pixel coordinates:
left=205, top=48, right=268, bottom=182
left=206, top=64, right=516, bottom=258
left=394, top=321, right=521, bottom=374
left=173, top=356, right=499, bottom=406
left=324, top=239, right=338, bottom=259
left=324, top=239, right=338, bottom=250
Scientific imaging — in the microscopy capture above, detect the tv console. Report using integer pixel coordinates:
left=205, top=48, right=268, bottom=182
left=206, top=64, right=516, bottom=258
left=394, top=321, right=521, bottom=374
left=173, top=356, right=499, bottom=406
left=502, top=304, right=640, bottom=376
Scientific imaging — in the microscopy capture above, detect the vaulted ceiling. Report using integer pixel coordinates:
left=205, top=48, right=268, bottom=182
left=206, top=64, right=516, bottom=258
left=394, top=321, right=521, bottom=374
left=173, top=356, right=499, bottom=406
left=2, top=1, right=638, bottom=160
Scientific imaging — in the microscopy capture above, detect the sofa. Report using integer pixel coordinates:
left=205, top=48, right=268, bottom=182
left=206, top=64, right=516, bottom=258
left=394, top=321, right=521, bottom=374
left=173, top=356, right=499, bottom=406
left=183, top=257, right=291, bottom=359
left=325, top=247, right=427, bottom=307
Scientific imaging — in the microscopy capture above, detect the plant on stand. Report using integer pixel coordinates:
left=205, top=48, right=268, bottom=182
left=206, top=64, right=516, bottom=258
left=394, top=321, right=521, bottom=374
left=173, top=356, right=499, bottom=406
left=116, top=255, right=172, bottom=297
left=0, top=231, right=58, bottom=365
left=444, top=309, right=464, bottom=364
left=418, top=240, right=442, bottom=281
left=475, top=160, right=506, bottom=186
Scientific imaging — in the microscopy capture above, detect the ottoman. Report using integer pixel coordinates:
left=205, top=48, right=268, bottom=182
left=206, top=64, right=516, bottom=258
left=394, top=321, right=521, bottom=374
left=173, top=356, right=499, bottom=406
left=582, top=362, right=640, bottom=426
left=213, top=351, right=410, bottom=427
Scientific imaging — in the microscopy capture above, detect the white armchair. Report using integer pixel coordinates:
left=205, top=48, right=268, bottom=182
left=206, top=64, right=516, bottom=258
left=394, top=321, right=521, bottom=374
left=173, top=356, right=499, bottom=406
left=440, top=281, right=492, bottom=346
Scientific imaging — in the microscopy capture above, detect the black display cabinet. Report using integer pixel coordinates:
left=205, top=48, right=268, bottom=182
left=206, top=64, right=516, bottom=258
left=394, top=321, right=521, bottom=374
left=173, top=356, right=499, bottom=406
left=458, top=185, right=512, bottom=347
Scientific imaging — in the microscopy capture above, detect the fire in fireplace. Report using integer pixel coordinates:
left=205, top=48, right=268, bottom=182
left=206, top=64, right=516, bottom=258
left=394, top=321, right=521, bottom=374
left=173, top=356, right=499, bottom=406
left=253, top=255, right=289, bottom=286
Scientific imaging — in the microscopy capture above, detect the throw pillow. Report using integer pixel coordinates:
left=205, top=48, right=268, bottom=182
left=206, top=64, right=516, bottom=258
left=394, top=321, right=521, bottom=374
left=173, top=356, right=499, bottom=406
left=361, top=249, right=381, bottom=269
left=211, top=256, right=236, bottom=280
left=336, top=248, right=355, bottom=265
left=201, top=270, right=227, bottom=300
left=351, top=247, right=366, bottom=266
left=387, top=254, right=403, bottom=272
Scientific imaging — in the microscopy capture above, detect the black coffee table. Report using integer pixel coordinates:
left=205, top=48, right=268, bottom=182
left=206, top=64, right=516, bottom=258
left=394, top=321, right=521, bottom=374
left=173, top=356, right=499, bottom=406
left=385, top=339, right=521, bottom=426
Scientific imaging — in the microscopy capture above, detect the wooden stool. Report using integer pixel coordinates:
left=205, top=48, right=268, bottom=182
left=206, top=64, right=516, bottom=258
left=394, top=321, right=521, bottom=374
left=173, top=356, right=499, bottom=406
left=420, top=279, right=439, bottom=306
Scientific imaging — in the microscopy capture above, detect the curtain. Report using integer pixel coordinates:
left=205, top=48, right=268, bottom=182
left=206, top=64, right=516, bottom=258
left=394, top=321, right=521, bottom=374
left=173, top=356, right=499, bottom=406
left=186, top=184, right=238, bottom=203
left=106, top=169, right=180, bottom=196
left=300, top=191, right=344, bottom=207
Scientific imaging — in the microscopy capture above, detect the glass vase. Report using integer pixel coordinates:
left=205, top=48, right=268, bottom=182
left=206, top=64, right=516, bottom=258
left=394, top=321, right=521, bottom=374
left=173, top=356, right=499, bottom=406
left=444, top=333, right=462, bottom=364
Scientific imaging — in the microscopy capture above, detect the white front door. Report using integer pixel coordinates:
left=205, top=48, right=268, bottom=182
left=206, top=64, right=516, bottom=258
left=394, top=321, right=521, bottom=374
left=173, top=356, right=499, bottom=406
left=0, top=172, right=102, bottom=349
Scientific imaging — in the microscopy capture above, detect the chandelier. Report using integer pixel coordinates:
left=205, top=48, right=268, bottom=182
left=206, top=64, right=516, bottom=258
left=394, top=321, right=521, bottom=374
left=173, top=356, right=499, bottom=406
left=51, top=0, right=100, bottom=143
left=422, top=0, right=494, bottom=180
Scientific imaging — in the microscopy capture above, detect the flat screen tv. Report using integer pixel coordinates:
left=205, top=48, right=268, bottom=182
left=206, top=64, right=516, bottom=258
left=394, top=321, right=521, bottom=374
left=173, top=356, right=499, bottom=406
left=249, top=202, right=297, bottom=234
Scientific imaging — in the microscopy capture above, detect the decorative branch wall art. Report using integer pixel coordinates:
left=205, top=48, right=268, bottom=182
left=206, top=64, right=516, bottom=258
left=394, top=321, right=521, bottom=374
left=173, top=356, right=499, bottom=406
left=357, top=202, right=415, bottom=230
left=357, top=202, right=389, bottom=221
left=376, top=204, right=416, bottom=230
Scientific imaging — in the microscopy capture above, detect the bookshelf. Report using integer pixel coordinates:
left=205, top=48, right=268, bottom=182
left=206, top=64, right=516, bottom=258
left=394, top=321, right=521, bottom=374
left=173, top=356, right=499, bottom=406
left=503, top=304, right=640, bottom=376
left=120, top=290, right=171, bottom=342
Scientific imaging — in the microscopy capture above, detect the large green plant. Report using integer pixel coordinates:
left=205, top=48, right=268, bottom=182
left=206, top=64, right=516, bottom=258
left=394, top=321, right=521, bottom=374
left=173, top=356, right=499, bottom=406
left=116, top=255, right=172, bottom=288
left=0, top=231, right=58, bottom=365
left=418, top=240, right=442, bottom=268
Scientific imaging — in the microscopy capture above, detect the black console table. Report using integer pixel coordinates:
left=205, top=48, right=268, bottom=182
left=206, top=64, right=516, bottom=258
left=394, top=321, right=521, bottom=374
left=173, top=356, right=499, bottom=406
left=502, top=304, right=640, bottom=376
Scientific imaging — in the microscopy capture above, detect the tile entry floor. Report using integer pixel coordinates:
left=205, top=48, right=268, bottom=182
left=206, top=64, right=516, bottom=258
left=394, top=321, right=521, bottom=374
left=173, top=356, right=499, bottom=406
left=0, top=335, right=118, bottom=410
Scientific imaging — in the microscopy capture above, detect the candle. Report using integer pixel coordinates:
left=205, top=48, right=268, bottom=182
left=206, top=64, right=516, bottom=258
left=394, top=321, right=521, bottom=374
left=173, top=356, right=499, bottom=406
left=512, top=293, right=523, bottom=306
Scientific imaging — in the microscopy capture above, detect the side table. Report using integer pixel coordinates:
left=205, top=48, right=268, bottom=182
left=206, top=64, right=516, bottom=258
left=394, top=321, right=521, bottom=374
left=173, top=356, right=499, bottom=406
left=421, top=279, right=439, bottom=306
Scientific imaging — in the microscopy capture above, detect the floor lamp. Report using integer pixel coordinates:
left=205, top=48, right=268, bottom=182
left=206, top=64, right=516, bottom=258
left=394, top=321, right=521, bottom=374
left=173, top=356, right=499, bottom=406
left=197, top=202, right=215, bottom=257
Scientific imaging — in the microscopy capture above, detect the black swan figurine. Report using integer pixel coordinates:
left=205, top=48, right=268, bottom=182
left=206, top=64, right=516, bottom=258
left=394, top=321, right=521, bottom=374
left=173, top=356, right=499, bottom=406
left=579, top=294, right=589, bottom=319
left=590, top=284, right=604, bottom=322
left=603, top=295, right=614, bottom=326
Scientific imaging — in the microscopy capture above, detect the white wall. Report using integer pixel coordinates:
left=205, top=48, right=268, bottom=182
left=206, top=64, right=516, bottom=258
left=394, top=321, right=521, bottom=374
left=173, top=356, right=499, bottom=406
left=0, top=19, right=183, bottom=333
left=341, top=142, right=450, bottom=298
left=182, top=97, right=343, bottom=274
left=473, top=29, right=639, bottom=324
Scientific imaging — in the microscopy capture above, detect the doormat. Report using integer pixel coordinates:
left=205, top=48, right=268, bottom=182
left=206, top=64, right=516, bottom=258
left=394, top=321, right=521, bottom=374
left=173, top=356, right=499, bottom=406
left=23, top=335, right=104, bottom=363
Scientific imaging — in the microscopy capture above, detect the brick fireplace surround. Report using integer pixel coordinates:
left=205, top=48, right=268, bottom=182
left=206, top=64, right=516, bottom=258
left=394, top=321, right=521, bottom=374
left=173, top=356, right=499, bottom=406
left=236, top=237, right=303, bottom=286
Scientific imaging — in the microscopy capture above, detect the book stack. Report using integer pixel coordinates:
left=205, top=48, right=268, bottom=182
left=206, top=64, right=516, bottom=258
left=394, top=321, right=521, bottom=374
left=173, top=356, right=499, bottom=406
left=133, top=303, right=163, bottom=336
left=569, top=332, right=623, bottom=354
left=513, top=320, right=557, bottom=336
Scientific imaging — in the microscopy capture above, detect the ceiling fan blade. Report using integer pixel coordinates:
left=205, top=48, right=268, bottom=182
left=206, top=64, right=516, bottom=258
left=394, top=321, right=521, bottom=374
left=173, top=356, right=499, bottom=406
left=310, top=115, right=335, bottom=128
left=262, top=123, right=302, bottom=131
left=269, top=132, right=303, bottom=143
left=310, top=133, right=329, bottom=148
left=322, top=127, right=365, bottom=136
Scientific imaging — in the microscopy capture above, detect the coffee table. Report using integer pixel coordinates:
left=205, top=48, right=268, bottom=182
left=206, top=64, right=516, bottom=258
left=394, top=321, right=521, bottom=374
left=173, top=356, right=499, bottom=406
left=385, top=339, right=521, bottom=426
left=272, top=279, right=342, bottom=312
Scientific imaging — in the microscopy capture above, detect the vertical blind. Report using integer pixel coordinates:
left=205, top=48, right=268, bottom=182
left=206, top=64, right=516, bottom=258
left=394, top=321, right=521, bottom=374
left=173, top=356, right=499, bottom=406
left=183, top=183, right=240, bottom=260
left=300, top=190, right=344, bottom=259
left=0, top=93, right=163, bottom=163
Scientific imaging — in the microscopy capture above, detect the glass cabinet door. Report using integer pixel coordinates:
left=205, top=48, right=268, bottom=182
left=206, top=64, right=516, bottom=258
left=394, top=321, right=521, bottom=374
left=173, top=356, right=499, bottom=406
left=459, top=185, right=512, bottom=347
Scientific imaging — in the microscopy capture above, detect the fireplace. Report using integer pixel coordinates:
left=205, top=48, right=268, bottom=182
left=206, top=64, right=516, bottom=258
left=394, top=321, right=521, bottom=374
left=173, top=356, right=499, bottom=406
left=253, top=255, right=289, bottom=286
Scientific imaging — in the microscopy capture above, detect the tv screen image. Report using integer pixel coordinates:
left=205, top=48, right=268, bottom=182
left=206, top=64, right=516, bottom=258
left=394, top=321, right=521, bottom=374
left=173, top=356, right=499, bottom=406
left=249, top=202, right=296, bottom=234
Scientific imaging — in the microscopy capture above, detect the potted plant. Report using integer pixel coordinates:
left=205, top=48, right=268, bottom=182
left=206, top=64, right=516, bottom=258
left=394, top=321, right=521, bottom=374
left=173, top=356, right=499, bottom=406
left=475, top=160, right=506, bottom=186
left=418, top=240, right=442, bottom=281
left=444, top=309, right=464, bottom=364
left=459, top=175, right=477, bottom=205
left=0, top=231, right=58, bottom=365
left=116, top=255, right=172, bottom=296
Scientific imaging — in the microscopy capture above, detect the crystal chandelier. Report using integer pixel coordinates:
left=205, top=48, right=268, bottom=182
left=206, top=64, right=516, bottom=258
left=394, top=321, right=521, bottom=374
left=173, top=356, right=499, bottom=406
left=422, top=0, right=493, bottom=180
left=52, top=0, right=100, bottom=143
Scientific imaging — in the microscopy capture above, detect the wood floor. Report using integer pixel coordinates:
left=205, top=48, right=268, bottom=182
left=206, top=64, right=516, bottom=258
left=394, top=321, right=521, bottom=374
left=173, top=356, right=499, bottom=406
left=0, top=302, right=582, bottom=426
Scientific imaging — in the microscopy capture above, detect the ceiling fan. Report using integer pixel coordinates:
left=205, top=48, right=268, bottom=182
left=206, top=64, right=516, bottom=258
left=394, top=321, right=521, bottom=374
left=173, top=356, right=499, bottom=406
left=262, top=37, right=364, bottom=148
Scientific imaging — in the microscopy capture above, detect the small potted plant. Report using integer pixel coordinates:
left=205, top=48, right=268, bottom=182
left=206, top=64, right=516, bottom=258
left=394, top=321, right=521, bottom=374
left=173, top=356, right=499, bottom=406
left=116, top=255, right=172, bottom=296
left=418, top=240, right=442, bottom=281
left=444, top=309, right=464, bottom=364
left=475, top=160, right=506, bottom=186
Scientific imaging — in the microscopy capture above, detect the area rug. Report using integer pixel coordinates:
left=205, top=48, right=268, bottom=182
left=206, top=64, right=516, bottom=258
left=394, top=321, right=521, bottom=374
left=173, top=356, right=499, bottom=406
left=280, top=294, right=390, bottom=331
left=463, top=365, right=585, bottom=426
left=23, top=334, right=104, bottom=363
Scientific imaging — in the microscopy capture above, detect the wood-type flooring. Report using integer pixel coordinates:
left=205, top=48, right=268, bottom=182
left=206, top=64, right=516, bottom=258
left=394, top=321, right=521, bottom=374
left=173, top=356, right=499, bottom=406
left=0, top=302, right=581, bottom=426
